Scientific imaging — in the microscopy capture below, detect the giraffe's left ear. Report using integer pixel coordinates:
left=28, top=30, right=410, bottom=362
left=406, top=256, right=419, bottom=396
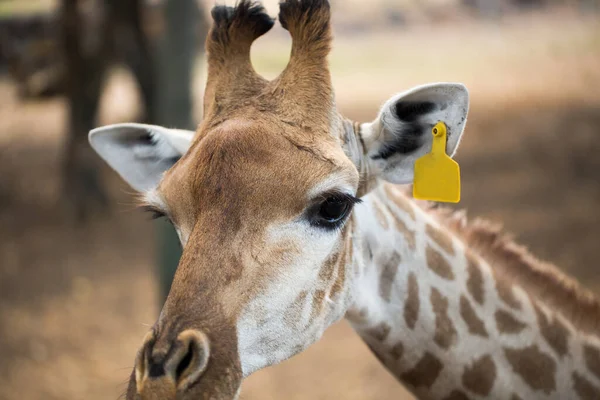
left=359, top=83, right=469, bottom=185
left=89, top=123, right=195, bottom=192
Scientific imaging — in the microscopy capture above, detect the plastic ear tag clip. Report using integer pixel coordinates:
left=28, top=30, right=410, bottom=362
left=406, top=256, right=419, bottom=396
left=413, top=122, right=461, bottom=203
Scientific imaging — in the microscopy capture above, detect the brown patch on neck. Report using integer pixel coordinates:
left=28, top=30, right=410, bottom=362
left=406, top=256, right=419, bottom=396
left=573, top=371, right=600, bottom=400
left=390, top=213, right=416, bottom=250
left=426, top=207, right=600, bottom=336
left=583, top=344, right=600, bottom=381
left=459, top=295, right=488, bottom=337
left=372, top=198, right=390, bottom=230
left=426, top=245, right=455, bottom=280
left=465, top=252, right=485, bottom=305
left=379, top=251, right=401, bottom=302
left=384, top=184, right=416, bottom=220
left=503, top=345, right=556, bottom=394
left=495, top=309, right=527, bottom=334
left=532, top=301, right=570, bottom=358
left=494, top=272, right=522, bottom=310
left=391, top=342, right=404, bottom=360
left=426, top=223, right=455, bottom=255
left=404, top=272, right=420, bottom=330
left=367, top=322, right=392, bottom=342
left=431, top=287, right=457, bottom=349
left=462, top=354, right=497, bottom=396
left=400, top=352, right=444, bottom=390
left=345, top=306, right=369, bottom=325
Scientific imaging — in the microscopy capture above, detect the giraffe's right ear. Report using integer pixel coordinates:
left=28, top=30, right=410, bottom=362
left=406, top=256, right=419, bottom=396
left=88, top=123, right=195, bottom=192
left=358, top=83, right=469, bottom=186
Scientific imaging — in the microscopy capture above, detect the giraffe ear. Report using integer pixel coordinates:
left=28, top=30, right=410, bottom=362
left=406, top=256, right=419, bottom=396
left=360, top=83, right=469, bottom=184
left=89, top=123, right=195, bottom=192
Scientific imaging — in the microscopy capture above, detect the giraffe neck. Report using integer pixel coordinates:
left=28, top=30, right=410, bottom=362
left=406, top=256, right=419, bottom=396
left=346, top=183, right=600, bottom=400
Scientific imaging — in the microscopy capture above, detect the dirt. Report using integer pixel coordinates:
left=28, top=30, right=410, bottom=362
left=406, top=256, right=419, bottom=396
left=0, top=13, right=599, bottom=400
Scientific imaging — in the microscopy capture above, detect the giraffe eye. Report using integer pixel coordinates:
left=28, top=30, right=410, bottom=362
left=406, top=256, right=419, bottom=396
left=309, top=193, right=361, bottom=230
left=141, top=205, right=168, bottom=221
left=319, top=198, right=351, bottom=222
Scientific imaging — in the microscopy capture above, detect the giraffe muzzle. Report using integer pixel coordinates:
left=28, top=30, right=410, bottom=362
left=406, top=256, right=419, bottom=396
left=134, top=329, right=210, bottom=399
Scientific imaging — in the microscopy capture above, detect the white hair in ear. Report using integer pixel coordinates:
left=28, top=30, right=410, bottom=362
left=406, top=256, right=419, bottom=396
left=89, top=123, right=195, bottom=192
left=359, top=83, right=469, bottom=185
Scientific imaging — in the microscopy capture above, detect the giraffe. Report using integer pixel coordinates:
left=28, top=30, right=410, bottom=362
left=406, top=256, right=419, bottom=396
left=87, top=1, right=600, bottom=399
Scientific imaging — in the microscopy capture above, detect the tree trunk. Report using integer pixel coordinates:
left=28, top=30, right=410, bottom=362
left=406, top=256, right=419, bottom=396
left=154, top=0, right=207, bottom=304
left=61, top=0, right=157, bottom=219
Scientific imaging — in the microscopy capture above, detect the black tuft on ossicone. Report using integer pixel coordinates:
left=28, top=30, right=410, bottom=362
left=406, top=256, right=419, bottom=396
left=211, top=1, right=275, bottom=42
left=279, top=0, right=331, bottom=31
left=211, top=5, right=235, bottom=29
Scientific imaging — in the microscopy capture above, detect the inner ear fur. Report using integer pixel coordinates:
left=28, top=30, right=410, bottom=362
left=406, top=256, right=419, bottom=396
left=360, top=83, right=469, bottom=185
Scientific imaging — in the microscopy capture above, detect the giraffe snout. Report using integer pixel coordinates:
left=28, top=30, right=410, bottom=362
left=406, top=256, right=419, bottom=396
left=134, top=329, right=211, bottom=398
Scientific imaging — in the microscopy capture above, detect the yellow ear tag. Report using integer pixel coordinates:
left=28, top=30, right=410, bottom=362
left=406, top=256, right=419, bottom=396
left=413, top=122, right=461, bottom=203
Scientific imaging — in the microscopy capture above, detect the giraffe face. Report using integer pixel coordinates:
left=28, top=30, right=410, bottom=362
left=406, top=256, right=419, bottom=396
left=90, top=116, right=361, bottom=398
left=153, top=116, right=360, bottom=378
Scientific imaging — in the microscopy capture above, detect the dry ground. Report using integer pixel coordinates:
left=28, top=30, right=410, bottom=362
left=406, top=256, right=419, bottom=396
left=0, top=11, right=599, bottom=400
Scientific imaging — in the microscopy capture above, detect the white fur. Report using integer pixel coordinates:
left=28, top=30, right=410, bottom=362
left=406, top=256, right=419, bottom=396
left=361, top=82, right=469, bottom=184
left=88, top=123, right=195, bottom=192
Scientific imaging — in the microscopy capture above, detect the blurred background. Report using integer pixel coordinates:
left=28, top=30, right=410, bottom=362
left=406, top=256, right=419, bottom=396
left=0, top=0, right=599, bottom=399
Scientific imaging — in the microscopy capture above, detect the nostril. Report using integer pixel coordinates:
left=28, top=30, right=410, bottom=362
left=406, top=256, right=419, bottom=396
left=175, top=342, right=194, bottom=381
left=135, top=329, right=210, bottom=392
left=165, top=329, right=211, bottom=391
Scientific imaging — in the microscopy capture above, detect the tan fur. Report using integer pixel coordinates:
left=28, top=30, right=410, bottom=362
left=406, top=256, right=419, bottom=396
left=504, top=345, right=557, bottom=393
left=495, top=309, right=527, bottom=334
left=431, top=287, right=458, bottom=349
left=403, top=272, right=420, bottom=330
left=461, top=354, right=496, bottom=396
left=401, top=352, right=444, bottom=390
left=573, top=371, right=600, bottom=399
left=459, top=295, right=488, bottom=337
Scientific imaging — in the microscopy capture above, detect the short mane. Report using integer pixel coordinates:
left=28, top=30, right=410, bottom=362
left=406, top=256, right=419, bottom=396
left=412, top=196, right=600, bottom=336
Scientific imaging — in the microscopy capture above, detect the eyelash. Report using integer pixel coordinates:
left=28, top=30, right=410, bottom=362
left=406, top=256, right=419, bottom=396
left=325, top=192, right=361, bottom=204
left=141, top=205, right=167, bottom=221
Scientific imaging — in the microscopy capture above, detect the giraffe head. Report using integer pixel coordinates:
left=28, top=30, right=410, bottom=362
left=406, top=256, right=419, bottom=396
left=89, top=1, right=469, bottom=398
